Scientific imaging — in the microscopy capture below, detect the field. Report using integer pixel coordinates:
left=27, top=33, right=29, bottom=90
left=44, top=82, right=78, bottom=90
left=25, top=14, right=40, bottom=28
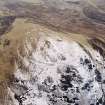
left=0, top=0, right=105, bottom=104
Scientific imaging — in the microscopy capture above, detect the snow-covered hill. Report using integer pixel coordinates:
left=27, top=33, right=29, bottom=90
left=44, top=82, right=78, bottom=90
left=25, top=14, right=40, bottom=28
left=7, top=30, right=105, bottom=105
left=0, top=0, right=105, bottom=105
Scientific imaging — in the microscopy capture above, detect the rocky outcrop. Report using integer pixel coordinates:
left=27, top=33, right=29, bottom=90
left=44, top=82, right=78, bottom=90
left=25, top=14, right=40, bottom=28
left=0, top=16, right=16, bottom=36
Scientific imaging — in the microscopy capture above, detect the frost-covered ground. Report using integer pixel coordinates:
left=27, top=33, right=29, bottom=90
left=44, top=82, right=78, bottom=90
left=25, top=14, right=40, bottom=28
left=8, top=32, right=105, bottom=105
